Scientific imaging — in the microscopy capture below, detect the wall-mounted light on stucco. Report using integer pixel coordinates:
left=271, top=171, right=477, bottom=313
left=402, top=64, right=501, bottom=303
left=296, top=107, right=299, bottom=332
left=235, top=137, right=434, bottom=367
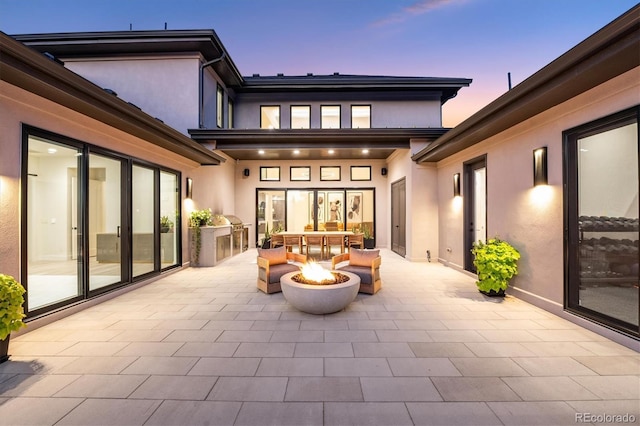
left=186, top=177, right=193, bottom=199
left=533, top=147, right=548, bottom=186
left=453, top=173, right=461, bottom=197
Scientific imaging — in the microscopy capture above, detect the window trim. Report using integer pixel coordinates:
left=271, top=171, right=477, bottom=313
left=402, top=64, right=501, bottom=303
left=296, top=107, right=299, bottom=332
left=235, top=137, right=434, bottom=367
left=290, top=105, right=311, bottom=129
left=350, top=105, right=371, bottom=129
left=321, top=105, right=341, bottom=129
left=260, top=105, right=281, bottom=129
left=216, top=85, right=224, bottom=129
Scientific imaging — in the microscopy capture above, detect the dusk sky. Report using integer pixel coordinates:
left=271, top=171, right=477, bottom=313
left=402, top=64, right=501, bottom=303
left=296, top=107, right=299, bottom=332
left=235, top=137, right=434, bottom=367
left=1, top=0, right=637, bottom=127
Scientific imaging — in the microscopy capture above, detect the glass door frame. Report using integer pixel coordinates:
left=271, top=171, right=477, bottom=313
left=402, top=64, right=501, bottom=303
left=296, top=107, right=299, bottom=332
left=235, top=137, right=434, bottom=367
left=563, top=106, right=640, bottom=338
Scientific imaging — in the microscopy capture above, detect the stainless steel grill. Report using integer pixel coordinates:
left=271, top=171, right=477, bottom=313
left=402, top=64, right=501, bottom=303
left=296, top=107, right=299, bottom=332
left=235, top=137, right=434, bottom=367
left=212, top=214, right=247, bottom=252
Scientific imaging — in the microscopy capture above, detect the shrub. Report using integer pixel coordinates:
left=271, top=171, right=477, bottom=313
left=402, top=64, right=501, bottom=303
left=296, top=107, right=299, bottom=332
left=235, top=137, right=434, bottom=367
left=0, top=274, right=26, bottom=340
left=471, top=238, right=520, bottom=293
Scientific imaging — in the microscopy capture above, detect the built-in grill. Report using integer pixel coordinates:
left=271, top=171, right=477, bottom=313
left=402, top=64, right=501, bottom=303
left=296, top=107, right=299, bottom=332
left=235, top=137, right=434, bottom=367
left=211, top=214, right=248, bottom=253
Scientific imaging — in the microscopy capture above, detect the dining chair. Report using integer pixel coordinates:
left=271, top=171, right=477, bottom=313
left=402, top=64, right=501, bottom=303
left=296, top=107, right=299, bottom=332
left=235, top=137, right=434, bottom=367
left=347, top=233, right=364, bottom=252
left=283, top=234, right=303, bottom=254
left=325, top=234, right=345, bottom=257
left=304, top=234, right=325, bottom=259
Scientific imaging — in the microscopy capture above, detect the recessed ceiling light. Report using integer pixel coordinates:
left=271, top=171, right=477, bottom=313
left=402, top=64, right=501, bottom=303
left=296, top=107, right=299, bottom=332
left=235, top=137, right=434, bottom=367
left=328, top=149, right=335, bottom=154
left=47, top=148, right=57, bottom=154
left=258, top=150, right=265, bottom=154
left=293, top=150, right=300, bottom=155
left=362, top=149, right=369, bottom=154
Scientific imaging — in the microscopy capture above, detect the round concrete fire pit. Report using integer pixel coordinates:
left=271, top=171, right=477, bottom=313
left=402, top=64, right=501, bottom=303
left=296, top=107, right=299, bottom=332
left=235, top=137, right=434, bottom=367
left=280, top=271, right=360, bottom=315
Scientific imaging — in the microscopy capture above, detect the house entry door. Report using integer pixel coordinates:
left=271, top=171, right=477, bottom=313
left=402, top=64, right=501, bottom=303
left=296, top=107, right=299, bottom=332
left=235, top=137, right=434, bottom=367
left=391, top=178, right=406, bottom=256
left=464, top=156, right=487, bottom=273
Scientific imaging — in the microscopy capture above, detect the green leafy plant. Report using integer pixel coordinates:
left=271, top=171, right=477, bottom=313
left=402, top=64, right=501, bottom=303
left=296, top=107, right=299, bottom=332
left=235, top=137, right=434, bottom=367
left=0, top=274, right=26, bottom=340
left=471, top=238, right=520, bottom=294
left=160, top=216, right=174, bottom=233
left=362, top=224, right=373, bottom=239
left=189, top=208, right=212, bottom=265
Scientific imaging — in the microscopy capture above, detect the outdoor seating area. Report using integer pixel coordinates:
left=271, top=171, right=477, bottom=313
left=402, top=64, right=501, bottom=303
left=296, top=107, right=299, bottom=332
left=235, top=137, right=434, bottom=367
left=0, top=248, right=638, bottom=426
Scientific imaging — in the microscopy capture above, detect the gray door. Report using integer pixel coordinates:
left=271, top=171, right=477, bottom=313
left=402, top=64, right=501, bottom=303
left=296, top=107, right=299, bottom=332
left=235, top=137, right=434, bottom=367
left=464, top=156, right=487, bottom=273
left=391, top=178, right=406, bottom=256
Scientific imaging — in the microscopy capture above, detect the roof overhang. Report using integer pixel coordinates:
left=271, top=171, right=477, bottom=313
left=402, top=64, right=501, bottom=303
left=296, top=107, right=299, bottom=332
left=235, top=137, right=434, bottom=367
left=12, top=29, right=244, bottom=87
left=412, top=5, right=640, bottom=163
left=189, top=128, right=448, bottom=160
left=1, top=31, right=225, bottom=165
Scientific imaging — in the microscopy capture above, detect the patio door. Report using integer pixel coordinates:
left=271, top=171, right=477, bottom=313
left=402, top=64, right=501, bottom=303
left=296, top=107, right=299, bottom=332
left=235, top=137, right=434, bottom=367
left=464, top=156, right=487, bottom=273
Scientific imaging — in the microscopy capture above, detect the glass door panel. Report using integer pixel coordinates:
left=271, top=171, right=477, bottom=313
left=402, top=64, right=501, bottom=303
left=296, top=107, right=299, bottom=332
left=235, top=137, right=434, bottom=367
left=89, top=154, right=123, bottom=290
left=160, top=171, right=179, bottom=268
left=257, top=190, right=286, bottom=244
left=132, top=165, right=155, bottom=277
left=577, top=122, right=639, bottom=327
left=26, top=137, right=83, bottom=310
left=286, top=190, right=311, bottom=232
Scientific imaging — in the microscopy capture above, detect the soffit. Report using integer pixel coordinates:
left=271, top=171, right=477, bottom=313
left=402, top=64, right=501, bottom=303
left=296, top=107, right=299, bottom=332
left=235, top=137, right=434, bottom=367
left=189, top=128, right=447, bottom=160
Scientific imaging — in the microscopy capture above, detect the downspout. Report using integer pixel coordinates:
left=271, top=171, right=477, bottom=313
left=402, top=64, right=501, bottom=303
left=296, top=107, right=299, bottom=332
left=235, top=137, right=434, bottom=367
left=198, top=52, right=226, bottom=129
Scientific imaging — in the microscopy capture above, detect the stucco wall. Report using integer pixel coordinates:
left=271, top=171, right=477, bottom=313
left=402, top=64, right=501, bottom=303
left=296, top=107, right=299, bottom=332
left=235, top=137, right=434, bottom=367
left=233, top=98, right=442, bottom=129
left=64, top=56, right=201, bottom=135
left=436, top=67, right=640, bottom=306
left=0, top=81, right=202, bottom=278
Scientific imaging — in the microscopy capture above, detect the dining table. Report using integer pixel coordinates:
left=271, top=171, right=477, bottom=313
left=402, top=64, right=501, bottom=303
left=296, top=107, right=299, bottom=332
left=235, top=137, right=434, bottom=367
left=275, top=230, right=354, bottom=256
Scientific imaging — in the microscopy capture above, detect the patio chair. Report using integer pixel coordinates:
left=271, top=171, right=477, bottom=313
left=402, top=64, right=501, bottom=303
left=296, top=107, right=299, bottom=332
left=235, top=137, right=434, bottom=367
left=325, top=234, right=345, bottom=257
left=257, top=246, right=307, bottom=294
left=283, top=234, right=303, bottom=254
left=331, top=248, right=381, bottom=294
left=304, top=234, right=325, bottom=260
left=270, top=233, right=284, bottom=248
left=347, top=233, right=364, bottom=251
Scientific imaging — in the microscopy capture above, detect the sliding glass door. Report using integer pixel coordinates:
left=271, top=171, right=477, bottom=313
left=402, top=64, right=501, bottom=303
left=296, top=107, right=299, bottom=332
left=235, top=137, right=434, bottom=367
left=23, top=126, right=181, bottom=318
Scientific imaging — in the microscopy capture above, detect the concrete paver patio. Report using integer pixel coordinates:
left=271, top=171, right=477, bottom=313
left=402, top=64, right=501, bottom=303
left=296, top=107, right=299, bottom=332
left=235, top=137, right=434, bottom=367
left=0, top=248, right=638, bottom=425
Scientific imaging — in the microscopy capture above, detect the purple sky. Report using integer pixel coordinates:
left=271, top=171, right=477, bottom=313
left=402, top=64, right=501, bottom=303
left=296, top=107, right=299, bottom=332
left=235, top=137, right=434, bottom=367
left=1, top=0, right=636, bottom=126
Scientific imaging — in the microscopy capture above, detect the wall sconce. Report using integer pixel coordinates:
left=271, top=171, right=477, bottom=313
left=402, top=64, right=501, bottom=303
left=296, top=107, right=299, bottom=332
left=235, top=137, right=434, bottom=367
left=533, top=147, right=548, bottom=186
left=453, top=173, right=461, bottom=197
left=186, top=177, right=193, bottom=199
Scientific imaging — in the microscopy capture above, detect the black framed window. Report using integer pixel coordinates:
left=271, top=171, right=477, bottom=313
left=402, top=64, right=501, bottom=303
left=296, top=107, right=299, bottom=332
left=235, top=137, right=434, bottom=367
left=260, top=106, right=280, bottom=129
left=350, top=166, right=371, bottom=181
left=321, top=105, right=341, bottom=129
left=564, top=106, right=639, bottom=337
left=291, top=105, right=311, bottom=129
left=228, top=98, right=234, bottom=129
left=320, top=166, right=341, bottom=181
left=260, top=166, right=281, bottom=181
left=216, top=85, right=224, bottom=128
left=351, top=105, right=371, bottom=129
left=290, top=166, right=310, bottom=181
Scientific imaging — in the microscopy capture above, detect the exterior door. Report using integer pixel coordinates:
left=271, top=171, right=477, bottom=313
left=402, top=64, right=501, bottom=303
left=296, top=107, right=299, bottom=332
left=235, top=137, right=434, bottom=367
left=391, top=178, right=406, bottom=256
left=464, top=156, right=487, bottom=273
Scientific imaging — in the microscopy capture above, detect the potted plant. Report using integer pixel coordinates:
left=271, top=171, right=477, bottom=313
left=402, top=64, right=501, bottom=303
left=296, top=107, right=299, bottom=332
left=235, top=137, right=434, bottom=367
left=160, top=216, right=174, bottom=233
left=189, top=208, right=212, bottom=265
left=471, top=237, right=520, bottom=297
left=362, top=224, right=375, bottom=249
left=0, top=274, right=26, bottom=363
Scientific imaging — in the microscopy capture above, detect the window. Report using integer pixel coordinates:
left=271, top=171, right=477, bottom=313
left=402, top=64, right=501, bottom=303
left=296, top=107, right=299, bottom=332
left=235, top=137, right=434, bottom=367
left=320, top=166, right=341, bottom=181
left=261, top=106, right=280, bottom=129
left=216, top=85, right=224, bottom=128
left=290, top=166, right=310, bottom=181
left=351, top=105, right=371, bottom=129
left=321, top=105, right=341, bottom=129
left=350, top=166, right=371, bottom=181
left=260, top=166, right=281, bottom=181
left=228, top=98, right=234, bottom=129
left=565, top=106, right=639, bottom=337
left=291, top=105, right=310, bottom=129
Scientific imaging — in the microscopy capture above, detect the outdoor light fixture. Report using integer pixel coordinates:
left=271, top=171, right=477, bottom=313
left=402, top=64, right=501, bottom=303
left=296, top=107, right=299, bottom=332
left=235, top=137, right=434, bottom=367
left=186, top=177, right=193, bottom=199
left=533, top=147, right=548, bottom=186
left=453, top=173, right=461, bottom=197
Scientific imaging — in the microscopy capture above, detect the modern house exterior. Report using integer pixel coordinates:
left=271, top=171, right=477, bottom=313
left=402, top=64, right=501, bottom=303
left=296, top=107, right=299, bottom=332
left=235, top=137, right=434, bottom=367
left=0, top=4, right=638, bottom=349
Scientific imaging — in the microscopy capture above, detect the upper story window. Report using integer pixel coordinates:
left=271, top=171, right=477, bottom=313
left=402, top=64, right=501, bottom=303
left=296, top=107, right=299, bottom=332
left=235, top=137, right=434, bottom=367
left=321, top=105, right=341, bottom=129
left=228, top=98, right=234, bottom=129
left=291, top=105, right=311, bottom=129
left=216, top=85, right=224, bottom=128
left=351, top=105, right=371, bottom=128
left=261, top=106, right=280, bottom=129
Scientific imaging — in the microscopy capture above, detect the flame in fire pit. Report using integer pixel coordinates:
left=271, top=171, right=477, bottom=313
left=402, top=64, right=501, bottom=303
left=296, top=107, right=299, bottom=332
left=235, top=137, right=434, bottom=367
left=300, top=261, right=336, bottom=284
